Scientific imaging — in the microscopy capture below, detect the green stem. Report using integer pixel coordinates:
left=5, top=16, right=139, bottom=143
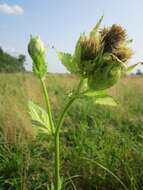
left=54, top=78, right=83, bottom=190
left=40, top=78, right=55, bottom=134
left=54, top=97, right=75, bottom=190
left=55, top=97, right=75, bottom=136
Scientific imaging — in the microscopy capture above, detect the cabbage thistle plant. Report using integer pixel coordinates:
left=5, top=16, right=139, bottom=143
left=28, top=17, right=142, bottom=190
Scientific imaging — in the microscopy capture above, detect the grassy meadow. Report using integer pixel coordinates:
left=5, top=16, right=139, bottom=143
left=0, top=73, right=143, bottom=190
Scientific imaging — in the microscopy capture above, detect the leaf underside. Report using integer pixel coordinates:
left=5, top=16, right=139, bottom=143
left=28, top=101, right=51, bottom=134
left=57, top=51, right=78, bottom=73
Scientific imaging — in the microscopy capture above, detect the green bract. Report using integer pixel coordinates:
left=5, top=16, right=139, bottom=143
left=57, top=17, right=141, bottom=91
left=28, top=35, right=47, bottom=79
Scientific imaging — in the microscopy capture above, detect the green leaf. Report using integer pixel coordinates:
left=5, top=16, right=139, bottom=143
left=90, top=15, right=104, bottom=37
left=56, top=50, right=78, bottom=73
left=84, top=90, right=107, bottom=97
left=32, top=59, right=47, bottom=79
left=47, top=183, right=54, bottom=190
left=84, top=90, right=118, bottom=106
left=95, top=95, right=118, bottom=106
left=105, top=53, right=127, bottom=68
left=126, top=62, right=143, bottom=74
left=28, top=101, right=51, bottom=134
left=73, top=34, right=83, bottom=65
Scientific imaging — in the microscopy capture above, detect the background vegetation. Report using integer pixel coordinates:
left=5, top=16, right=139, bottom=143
left=0, top=47, right=25, bottom=72
left=0, top=73, right=143, bottom=190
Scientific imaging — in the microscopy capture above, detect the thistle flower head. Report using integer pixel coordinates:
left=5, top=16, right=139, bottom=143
left=74, top=32, right=101, bottom=77
left=57, top=17, right=141, bottom=91
left=100, top=27, right=109, bottom=38
left=28, top=35, right=47, bottom=79
left=101, top=24, right=126, bottom=52
left=112, top=43, right=133, bottom=62
left=75, top=23, right=134, bottom=90
left=80, top=34, right=100, bottom=61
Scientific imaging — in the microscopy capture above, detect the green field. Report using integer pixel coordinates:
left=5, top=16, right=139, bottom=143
left=0, top=73, right=143, bottom=190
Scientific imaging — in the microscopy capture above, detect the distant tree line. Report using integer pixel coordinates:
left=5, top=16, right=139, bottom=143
left=0, top=47, right=26, bottom=72
left=136, top=69, right=142, bottom=75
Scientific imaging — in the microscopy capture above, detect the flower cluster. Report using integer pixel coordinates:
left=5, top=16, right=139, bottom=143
left=58, top=17, right=140, bottom=91
left=74, top=22, right=133, bottom=90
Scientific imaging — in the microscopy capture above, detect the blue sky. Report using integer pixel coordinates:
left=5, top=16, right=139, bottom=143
left=0, top=0, right=143, bottom=72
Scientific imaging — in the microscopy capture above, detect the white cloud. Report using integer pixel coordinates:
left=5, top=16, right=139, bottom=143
left=0, top=43, right=22, bottom=56
left=0, top=3, right=24, bottom=15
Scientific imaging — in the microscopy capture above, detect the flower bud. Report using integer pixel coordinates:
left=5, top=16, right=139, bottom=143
left=28, top=35, right=47, bottom=78
left=87, top=53, right=123, bottom=90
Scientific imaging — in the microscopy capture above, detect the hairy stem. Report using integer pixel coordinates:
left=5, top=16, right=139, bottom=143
left=54, top=78, right=83, bottom=190
left=40, top=78, right=55, bottom=134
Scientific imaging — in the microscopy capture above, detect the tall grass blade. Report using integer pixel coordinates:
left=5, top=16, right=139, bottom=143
left=80, top=157, right=129, bottom=190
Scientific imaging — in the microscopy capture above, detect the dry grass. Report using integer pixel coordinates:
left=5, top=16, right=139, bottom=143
left=0, top=72, right=143, bottom=142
